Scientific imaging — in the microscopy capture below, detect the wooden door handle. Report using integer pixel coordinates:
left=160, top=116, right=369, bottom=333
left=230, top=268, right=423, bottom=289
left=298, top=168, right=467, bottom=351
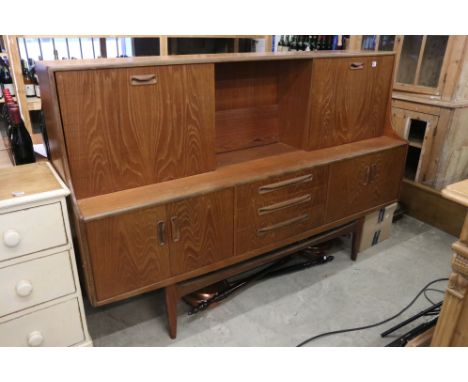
left=258, top=174, right=313, bottom=194
left=258, top=194, right=312, bottom=215
left=363, top=165, right=371, bottom=186
left=130, top=74, right=157, bottom=86
left=349, top=62, right=364, bottom=70
left=369, top=164, right=378, bottom=183
left=157, top=221, right=166, bottom=246
left=170, top=216, right=180, bottom=242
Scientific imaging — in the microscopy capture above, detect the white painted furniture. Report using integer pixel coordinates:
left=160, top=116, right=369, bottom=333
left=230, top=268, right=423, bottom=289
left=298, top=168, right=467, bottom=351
left=0, top=162, right=92, bottom=347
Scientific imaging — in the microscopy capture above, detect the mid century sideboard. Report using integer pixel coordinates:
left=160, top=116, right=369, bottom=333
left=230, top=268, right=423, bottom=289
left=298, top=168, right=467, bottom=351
left=37, top=51, right=407, bottom=338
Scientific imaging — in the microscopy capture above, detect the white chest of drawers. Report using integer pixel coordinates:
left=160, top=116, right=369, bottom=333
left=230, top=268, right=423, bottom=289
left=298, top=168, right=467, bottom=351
left=0, top=162, right=92, bottom=347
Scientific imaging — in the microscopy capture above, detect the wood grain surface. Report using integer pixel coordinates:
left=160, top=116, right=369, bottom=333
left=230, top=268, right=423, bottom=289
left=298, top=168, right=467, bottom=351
left=167, top=189, right=234, bottom=275
left=56, top=64, right=215, bottom=199
left=215, top=62, right=279, bottom=153
left=77, top=136, right=407, bottom=221
left=236, top=167, right=328, bottom=255
left=85, top=204, right=171, bottom=301
left=308, top=55, right=394, bottom=150
left=326, top=145, right=407, bottom=222
left=0, top=162, right=61, bottom=201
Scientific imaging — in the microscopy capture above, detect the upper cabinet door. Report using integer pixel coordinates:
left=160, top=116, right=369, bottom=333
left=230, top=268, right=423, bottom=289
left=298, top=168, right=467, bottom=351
left=326, top=146, right=406, bottom=222
left=308, top=55, right=394, bottom=150
left=56, top=64, right=215, bottom=199
left=167, top=189, right=234, bottom=276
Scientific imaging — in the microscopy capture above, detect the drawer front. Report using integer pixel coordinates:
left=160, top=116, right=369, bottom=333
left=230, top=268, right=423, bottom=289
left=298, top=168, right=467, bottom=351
left=0, top=298, right=84, bottom=347
left=0, top=251, right=76, bottom=317
left=236, top=167, right=328, bottom=255
left=0, top=202, right=68, bottom=262
left=326, top=146, right=407, bottom=222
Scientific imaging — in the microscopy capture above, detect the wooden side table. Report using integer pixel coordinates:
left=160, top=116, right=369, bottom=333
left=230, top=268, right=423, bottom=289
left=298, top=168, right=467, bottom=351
left=432, top=179, right=468, bottom=346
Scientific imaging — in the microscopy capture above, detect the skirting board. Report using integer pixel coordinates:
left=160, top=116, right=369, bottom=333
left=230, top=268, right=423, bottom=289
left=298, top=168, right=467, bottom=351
left=400, top=179, right=466, bottom=237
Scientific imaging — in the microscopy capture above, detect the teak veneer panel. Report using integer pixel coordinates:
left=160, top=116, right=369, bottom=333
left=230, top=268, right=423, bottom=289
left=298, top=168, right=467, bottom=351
left=167, top=189, right=234, bottom=275
left=308, top=55, right=394, bottom=150
left=85, top=204, right=170, bottom=302
left=56, top=64, right=215, bottom=199
left=326, top=145, right=407, bottom=222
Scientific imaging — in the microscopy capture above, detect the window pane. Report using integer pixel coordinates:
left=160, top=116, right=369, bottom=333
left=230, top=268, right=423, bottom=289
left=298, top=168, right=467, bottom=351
left=118, top=37, right=133, bottom=57
left=418, top=35, right=449, bottom=88
left=80, top=37, right=95, bottom=59
left=106, top=37, right=118, bottom=58
left=396, top=35, right=423, bottom=84
left=39, top=38, right=55, bottom=60
left=378, top=35, right=395, bottom=51
left=93, top=38, right=101, bottom=58
left=25, top=38, right=41, bottom=61
left=54, top=38, right=68, bottom=59
left=361, top=35, right=376, bottom=50
left=17, top=38, right=28, bottom=61
left=68, top=38, right=82, bottom=59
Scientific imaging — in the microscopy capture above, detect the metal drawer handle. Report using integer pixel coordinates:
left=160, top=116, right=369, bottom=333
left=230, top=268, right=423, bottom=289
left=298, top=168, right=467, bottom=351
left=170, top=216, right=180, bottom=242
left=130, top=74, right=157, bottom=86
left=258, top=194, right=312, bottom=215
left=157, top=221, right=166, bottom=246
left=257, top=214, right=310, bottom=236
left=350, top=62, right=364, bottom=70
left=258, top=174, right=314, bottom=194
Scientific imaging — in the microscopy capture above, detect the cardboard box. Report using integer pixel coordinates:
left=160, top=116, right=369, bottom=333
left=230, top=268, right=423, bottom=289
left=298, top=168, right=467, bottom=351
left=359, top=202, right=398, bottom=252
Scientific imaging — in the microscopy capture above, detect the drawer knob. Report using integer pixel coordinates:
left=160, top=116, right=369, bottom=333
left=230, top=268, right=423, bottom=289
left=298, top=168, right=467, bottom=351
left=16, top=280, right=33, bottom=297
left=27, top=331, right=44, bottom=347
left=3, top=229, right=21, bottom=247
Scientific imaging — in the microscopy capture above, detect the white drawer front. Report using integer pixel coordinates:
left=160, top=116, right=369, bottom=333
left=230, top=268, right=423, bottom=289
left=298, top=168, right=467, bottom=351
left=0, top=202, right=68, bottom=262
left=0, top=251, right=76, bottom=317
left=0, top=299, right=85, bottom=347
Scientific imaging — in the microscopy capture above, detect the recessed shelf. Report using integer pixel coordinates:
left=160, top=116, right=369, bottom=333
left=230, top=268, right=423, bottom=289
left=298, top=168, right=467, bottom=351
left=217, top=142, right=299, bottom=168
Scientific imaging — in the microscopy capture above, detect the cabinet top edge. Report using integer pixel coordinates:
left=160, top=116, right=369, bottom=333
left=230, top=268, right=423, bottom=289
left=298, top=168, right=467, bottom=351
left=77, top=136, right=406, bottom=222
left=36, top=51, right=395, bottom=72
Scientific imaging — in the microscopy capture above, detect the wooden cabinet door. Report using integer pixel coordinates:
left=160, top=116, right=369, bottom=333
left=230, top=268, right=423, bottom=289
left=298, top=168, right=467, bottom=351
left=85, top=205, right=170, bottom=303
left=326, top=146, right=407, bottom=222
left=56, top=64, right=215, bottom=199
left=308, top=55, right=394, bottom=150
left=167, top=189, right=234, bottom=275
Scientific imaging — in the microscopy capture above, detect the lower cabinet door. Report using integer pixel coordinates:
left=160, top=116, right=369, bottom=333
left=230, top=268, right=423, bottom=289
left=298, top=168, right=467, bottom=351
left=167, top=189, right=234, bottom=275
left=85, top=205, right=171, bottom=302
left=326, top=145, right=407, bottom=222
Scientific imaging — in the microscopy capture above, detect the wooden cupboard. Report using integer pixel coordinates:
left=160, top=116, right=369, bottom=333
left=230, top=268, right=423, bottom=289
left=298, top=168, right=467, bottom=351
left=55, top=64, right=216, bottom=199
left=37, top=51, right=407, bottom=338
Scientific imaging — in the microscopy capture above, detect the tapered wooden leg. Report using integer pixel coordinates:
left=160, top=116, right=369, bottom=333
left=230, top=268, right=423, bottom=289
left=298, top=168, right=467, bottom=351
left=165, top=284, right=178, bottom=339
left=351, top=218, right=365, bottom=261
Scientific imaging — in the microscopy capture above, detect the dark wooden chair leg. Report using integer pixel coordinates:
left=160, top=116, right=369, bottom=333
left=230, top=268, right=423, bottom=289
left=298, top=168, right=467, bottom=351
left=165, top=284, right=178, bottom=339
left=351, top=217, right=365, bottom=261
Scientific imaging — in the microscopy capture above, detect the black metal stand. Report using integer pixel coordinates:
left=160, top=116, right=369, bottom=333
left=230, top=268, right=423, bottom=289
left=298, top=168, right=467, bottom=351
left=382, top=301, right=442, bottom=347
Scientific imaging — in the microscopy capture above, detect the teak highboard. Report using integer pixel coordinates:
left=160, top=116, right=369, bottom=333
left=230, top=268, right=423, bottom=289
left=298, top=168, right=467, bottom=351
left=37, top=51, right=407, bottom=338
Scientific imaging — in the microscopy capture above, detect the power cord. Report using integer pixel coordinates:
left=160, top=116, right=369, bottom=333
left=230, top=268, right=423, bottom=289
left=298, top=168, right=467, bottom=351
left=423, top=288, right=445, bottom=305
left=296, top=277, right=448, bottom=347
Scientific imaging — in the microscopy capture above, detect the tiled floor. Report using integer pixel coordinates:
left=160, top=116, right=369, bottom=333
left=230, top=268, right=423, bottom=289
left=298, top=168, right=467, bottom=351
left=84, top=215, right=455, bottom=346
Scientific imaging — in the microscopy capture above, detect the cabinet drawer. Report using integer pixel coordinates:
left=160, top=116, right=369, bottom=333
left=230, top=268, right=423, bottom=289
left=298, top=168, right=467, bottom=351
left=0, top=251, right=76, bottom=317
left=236, top=167, right=328, bottom=255
left=0, top=202, right=68, bottom=262
left=237, top=166, right=328, bottom=209
left=0, top=298, right=84, bottom=347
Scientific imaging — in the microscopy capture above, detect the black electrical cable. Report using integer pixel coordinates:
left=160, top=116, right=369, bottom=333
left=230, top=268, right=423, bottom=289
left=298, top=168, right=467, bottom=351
left=296, top=277, right=448, bottom=347
left=423, top=288, right=445, bottom=305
